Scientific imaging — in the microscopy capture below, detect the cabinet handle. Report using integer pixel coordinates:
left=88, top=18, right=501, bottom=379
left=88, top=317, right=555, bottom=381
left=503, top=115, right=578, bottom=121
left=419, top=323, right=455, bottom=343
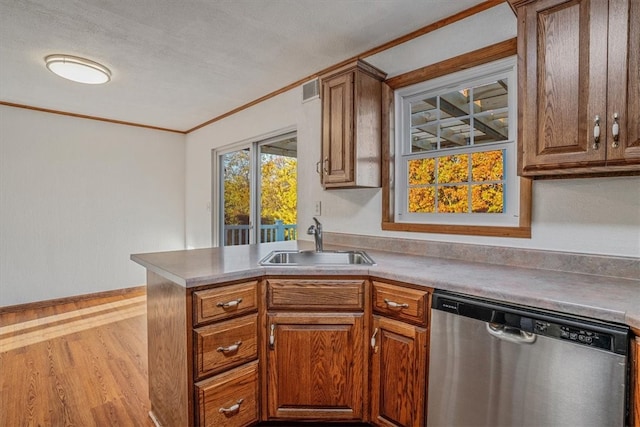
left=217, top=298, right=242, bottom=309
left=370, top=328, right=379, bottom=353
left=323, top=157, right=329, bottom=174
left=593, top=115, right=601, bottom=149
left=217, top=341, right=242, bottom=353
left=316, top=161, right=321, bottom=174
left=384, top=298, right=409, bottom=309
left=269, top=324, right=275, bottom=349
left=219, top=398, right=244, bottom=414
left=612, top=112, right=620, bottom=148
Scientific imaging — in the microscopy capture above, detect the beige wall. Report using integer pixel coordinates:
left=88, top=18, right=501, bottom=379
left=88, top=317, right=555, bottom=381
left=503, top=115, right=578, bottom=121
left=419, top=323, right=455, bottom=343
left=0, top=106, right=186, bottom=306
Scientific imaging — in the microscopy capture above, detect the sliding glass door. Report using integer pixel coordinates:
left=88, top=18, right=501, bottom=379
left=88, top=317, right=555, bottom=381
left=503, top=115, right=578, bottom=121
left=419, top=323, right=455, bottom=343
left=217, top=132, right=297, bottom=246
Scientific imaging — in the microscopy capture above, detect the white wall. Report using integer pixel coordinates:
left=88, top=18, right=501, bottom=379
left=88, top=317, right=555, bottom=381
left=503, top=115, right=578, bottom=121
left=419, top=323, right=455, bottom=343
left=185, top=4, right=640, bottom=258
left=0, top=106, right=186, bottom=306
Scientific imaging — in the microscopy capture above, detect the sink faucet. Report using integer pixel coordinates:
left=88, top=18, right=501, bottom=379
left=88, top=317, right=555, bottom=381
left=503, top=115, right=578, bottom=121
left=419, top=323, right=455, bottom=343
left=307, top=217, right=323, bottom=252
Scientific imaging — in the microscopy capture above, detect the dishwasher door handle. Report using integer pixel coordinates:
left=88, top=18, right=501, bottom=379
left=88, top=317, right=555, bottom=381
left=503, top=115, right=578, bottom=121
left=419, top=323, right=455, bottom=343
left=486, top=323, right=536, bottom=344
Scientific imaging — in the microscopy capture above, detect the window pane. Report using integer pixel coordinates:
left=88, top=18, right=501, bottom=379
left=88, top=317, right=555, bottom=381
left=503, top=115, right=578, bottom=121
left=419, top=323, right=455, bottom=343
left=440, top=119, right=471, bottom=148
left=473, top=110, right=509, bottom=144
left=471, top=150, right=504, bottom=181
left=472, top=80, right=508, bottom=145
left=409, top=187, right=436, bottom=213
left=440, top=89, right=471, bottom=117
left=410, top=98, right=438, bottom=126
left=472, top=184, right=504, bottom=213
left=473, top=80, right=508, bottom=112
left=408, top=158, right=435, bottom=185
left=437, top=185, right=468, bottom=213
left=411, top=123, right=438, bottom=152
left=437, top=154, right=469, bottom=184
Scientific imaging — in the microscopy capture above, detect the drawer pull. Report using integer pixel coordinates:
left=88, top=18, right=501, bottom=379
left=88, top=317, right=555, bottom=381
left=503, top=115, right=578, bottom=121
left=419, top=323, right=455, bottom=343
left=217, top=298, right=242, bottom=309
left=384, top=298, right=409, bottom=309
left=219, top=398, right=244, bottom=414
left=217, top=341, right=242, bottom=353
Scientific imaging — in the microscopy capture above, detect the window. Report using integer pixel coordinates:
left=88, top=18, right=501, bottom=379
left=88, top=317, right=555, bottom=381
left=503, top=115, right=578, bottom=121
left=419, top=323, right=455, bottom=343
left=214, top=131, right=297, bottom=246
left=385, top=56, right=531, bottom=237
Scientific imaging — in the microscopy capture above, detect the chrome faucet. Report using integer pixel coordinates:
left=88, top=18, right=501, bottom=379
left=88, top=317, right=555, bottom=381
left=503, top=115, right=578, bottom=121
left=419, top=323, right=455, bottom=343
left=307, top=217, right=323, bottom=252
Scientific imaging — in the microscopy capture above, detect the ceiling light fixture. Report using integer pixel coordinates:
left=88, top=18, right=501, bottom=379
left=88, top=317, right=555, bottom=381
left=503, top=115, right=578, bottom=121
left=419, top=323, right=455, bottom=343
left=45, top=54, right=111, bottom=84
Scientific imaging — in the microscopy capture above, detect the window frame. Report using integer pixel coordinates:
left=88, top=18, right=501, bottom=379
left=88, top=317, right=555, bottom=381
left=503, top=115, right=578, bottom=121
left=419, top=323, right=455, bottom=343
left=381, top=41, right=531, bottom=238
left=396, top=58, right=517, bottom=226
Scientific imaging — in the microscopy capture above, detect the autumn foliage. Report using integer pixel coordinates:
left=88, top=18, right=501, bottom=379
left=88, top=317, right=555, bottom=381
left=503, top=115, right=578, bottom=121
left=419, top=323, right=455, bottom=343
left=408, top=149, right=504, bottom=214
left=223, top=150, right=297, bottom=226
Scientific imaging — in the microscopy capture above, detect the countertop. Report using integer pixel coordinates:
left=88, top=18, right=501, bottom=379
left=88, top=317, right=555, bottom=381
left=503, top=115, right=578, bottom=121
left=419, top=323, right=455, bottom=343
left=131, top=240, right=640, bottom=331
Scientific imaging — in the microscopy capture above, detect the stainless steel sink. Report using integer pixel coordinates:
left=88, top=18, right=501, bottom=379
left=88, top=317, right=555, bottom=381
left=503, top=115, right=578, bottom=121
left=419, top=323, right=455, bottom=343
left=259, top=250, right=376, bottom=266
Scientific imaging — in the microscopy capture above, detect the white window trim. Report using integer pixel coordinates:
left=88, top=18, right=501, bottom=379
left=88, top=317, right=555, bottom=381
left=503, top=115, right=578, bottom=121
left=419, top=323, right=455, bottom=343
left=394, top=57, right=519, bottom=227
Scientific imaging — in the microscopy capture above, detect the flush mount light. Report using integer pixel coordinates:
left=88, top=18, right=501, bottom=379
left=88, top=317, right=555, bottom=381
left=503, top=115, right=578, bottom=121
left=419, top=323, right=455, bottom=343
left=45, top=54, right=111, bottom=84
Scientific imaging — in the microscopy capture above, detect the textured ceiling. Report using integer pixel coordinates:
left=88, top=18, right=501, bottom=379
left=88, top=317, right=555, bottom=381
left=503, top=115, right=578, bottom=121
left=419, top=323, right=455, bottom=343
left=0, top=0, right=486, bottom=132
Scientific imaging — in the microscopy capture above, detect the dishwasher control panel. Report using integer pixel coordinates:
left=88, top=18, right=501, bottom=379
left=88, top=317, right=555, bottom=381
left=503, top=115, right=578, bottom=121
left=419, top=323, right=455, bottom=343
left=534, top=320, right=612, bottom=352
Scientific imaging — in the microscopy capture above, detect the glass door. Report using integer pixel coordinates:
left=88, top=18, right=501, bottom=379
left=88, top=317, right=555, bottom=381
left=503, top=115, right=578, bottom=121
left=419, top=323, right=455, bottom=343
left=258, top=135, right=297, bottom=243
left=217, top=131, right=297, bottom=247
left=220, top=147, right=253, bottom=246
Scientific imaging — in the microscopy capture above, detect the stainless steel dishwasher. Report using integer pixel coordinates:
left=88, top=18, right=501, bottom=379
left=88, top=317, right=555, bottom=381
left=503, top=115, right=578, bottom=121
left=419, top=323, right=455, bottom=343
left=427, top=291, right=629, bottom=427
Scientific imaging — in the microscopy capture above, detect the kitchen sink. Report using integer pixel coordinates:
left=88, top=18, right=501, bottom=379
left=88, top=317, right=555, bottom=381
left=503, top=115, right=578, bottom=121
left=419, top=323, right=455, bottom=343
left=259, top=250, right=376, bottom=266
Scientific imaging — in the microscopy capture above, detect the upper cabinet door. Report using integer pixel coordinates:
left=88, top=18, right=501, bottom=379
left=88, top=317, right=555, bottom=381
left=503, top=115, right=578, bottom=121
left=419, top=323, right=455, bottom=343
left=519, top=0, right=609, bottom=173
left=606, top=0, right=640, bottom=164
left=322, top=71, right=355, bottom=186
left=320, top=60, right=386, bottom=188
left=515, top=0, right=640, bottom=176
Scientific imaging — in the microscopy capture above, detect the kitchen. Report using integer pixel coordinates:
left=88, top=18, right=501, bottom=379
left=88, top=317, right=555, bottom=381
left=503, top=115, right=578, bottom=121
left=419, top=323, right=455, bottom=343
left=1, top=0, right=639, bottom=426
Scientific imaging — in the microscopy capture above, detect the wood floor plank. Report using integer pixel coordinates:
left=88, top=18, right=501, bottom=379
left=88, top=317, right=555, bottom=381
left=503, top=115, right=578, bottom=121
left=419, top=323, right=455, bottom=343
left=0, top=291, right=154, bottom=426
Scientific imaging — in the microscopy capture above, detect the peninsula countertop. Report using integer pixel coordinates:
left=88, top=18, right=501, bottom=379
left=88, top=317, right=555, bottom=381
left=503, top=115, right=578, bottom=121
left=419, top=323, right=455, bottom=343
left=131, top=240, right=640, bottom=331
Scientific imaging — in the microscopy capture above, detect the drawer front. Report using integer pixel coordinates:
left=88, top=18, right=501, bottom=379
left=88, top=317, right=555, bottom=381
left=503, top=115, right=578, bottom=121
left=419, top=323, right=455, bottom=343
left=194, top=281, right=258, bottom=325
left=196, top=361, right=259, bottom=427
left=372, top=281, right=429, bottom=326
left=195, top=313, right=258, bottom=379
left=267, top=279, right=365, bottom=311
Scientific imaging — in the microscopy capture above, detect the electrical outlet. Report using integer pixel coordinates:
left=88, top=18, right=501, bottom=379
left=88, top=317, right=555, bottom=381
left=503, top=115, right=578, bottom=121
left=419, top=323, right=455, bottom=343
left=314, top=201, right=322, bottom=216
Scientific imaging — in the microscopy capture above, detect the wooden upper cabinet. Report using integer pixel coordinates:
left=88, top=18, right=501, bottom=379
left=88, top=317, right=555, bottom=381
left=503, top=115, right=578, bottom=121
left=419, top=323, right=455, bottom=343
left=513, top=0, right=640, bottom=176
left=320, top=59, right=386, bottom=188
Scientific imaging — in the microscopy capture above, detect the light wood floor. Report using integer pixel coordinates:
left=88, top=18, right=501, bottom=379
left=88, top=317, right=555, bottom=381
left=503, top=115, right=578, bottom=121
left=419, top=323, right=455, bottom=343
left=0, top=289, right=154, bottom=426
left=0, top=291, right=371, bottom=427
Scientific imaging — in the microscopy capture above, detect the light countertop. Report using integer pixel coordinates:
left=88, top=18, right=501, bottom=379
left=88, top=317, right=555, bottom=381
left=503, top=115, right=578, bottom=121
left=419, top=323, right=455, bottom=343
left=131, top=240, right=640, bottom=331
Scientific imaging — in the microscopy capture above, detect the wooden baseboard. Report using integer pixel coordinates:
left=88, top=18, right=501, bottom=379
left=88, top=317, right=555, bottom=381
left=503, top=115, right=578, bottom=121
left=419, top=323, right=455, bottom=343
left=0, top=285, right=146, bottom=314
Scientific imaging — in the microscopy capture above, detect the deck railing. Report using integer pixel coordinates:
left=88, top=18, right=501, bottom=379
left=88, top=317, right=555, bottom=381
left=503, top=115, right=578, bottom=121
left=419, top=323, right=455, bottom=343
left=224, top=220, right=297, bottom=246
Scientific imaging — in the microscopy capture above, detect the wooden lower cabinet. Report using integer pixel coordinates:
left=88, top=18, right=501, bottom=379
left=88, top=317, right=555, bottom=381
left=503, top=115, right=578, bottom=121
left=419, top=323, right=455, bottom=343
left=370, top=316, right=427, bottom=427
left=266, top=312, right=365, bottom=421
left=146, top=274, right=432, bottom=427
left=196, top=361, right=259, bottom=427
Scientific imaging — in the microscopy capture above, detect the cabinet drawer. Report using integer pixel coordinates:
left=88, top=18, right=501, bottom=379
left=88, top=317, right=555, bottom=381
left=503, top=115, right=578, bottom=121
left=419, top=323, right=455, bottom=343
left=372, top=281, right=429, bottom=326
left=196, top=361, right=259, bottom=427
left=194, top=281, right=258, bottom=325
left=267, top=279, right=365, bottom=311
left=194, top=313, right=258, bottom=380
